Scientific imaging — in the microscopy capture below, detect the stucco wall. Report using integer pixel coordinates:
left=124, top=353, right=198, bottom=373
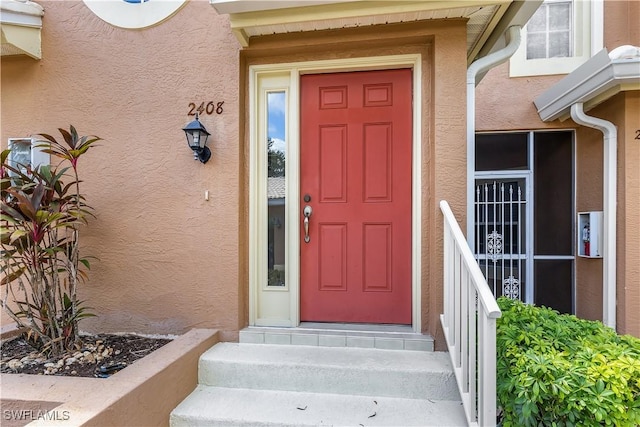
left=1, top=1, right=243, bottom=340
left=2, top=6, right=469, bottom=345
left=604, top=0, right=640, bottom=49
left=429, top=24, right=468, bottom=347
left=575, top=123, right=604, bottom=323
left=601, top=0, right=640, bottom=336
left=476, top=61, right=574, bottom=132
left=618, top=92, right=640, bottom=337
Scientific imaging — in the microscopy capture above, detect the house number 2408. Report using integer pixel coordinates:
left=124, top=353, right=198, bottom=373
left=188, top=101, right=224, bottom=116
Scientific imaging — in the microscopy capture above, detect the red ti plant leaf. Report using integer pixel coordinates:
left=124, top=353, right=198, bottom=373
left=0, top=149, right=10, bottom=179
left=36, top=126, right=101, bottom=171
left=58, top=127, right=75, bottom=149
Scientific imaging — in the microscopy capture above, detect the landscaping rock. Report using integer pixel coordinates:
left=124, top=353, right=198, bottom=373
left=1, top=334, right=172, bottom=378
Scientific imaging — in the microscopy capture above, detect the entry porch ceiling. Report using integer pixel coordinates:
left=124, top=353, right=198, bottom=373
left=210, top=0, right=541, bottom=65
left=1, top=0, right=44, bottom=59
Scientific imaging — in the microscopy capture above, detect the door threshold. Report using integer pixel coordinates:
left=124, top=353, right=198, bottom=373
left=240, top=325, right=433, bottom=352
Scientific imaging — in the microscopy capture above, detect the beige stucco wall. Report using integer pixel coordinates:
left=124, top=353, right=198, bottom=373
left=603, top=0, right=640, bottom=337
left=476, top=61, right=574, bottom=132
left=2, top=4, right=468, bottom=345
left=575, top=123, right=604, bottom=324
left=429, top=24, right=469, bottom=347
left=613, top=92, right=639, bottom=337
left=603, top=0, right=640, bottom=50
left=1, top=1, right=243, bottom=341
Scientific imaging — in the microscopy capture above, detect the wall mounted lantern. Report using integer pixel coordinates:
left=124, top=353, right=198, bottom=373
left=182, top=113, right=211, bottom=163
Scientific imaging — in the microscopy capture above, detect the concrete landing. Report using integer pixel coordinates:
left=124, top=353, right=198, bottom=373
left=240, top=324, right=434, bottom=351
left=171, top=343, right=466, bottom=427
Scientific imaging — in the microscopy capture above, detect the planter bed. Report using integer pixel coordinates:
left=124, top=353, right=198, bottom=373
left=0, top=328, right=218, bottom=426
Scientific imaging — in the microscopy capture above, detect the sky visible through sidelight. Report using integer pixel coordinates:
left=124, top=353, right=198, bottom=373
left=268, top=91, right=286, bottom=154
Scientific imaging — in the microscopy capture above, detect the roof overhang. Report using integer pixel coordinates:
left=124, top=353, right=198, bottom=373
left=1, top=0, right=44, bottom=59
left=210, top=0, right=541, bottom=65
left=535, top=48, right=640, bottom=122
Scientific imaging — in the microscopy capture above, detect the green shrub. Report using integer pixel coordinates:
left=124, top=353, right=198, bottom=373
left=496, top=297, right=640, bottom=427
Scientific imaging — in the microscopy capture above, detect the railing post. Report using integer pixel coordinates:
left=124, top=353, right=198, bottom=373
left=440, top=200, right=501, bottom=427
left=469, top=288, right=477, bottom=422
left=461, top=267, right=469, bottom=394
left=478, top=315, right=498, bottom=426
left=443, top=225, right=451, bottom=333
left=454, top=247, right=461, bottom=367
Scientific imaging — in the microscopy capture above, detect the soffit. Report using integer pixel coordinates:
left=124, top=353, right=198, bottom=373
left=0, top=0, right=44, bottom=59
left=210, top=0, right=514, bottom=64
left=535, top=49, right=640, bottom=122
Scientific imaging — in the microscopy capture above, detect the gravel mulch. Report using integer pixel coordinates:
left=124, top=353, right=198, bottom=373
left=0, top=333, right=172, bottom=378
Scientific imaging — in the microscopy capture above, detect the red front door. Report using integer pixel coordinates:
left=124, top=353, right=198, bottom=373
left=300, top=69, right=412, bottom=324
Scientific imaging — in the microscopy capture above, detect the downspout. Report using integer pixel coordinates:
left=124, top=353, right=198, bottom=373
left=570, top=103, right=617, bottom=330
left=467, top=26, right=522, bottom=250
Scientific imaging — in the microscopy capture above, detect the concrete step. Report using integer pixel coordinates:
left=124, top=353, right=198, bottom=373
left=171, top=343, right=465, bottom=427
left=170, top=386, right=467, bottom=427
left=198, top=343, right=459, bottom=400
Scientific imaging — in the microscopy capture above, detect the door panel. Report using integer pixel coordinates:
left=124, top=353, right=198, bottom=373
left=363, top=123, right=392, bottom=202
left=300, top=69, right=412, bottom=324
left=363, top=223, right=392, bottom=291
left=319, top=126, right=347, bottom=202
left=318, top=223, right=347, bottom=291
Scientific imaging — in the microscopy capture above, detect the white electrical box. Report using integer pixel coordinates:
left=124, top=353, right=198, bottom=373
left=577, top=211, right=603, bottom=258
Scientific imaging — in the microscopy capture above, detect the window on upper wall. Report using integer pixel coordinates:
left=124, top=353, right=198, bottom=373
left=526, top=0, right=573, bottom=59
left=7, top=138, right=48, bottom=174
left=510, top=0, right=603, bottom=77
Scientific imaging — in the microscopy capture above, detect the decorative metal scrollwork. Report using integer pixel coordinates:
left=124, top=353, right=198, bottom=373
left=486, top=230, right=503, bottom=262
left=503, top=276, right=520, bottom=300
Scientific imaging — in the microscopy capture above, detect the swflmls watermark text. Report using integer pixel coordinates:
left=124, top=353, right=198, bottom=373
left=3, top=409, right=71, bottom=422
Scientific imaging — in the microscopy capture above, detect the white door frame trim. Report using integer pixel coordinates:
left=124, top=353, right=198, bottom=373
left=249, top=54, right=422, bottom=332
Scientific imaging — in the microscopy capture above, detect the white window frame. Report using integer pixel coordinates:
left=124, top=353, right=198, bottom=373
left=7, top=137, right=48, bottom=170
left=509, top=0, right=603, bottom=77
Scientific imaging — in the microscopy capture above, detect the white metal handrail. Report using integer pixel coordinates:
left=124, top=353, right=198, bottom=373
left=440, top=200, right=501, bottom=427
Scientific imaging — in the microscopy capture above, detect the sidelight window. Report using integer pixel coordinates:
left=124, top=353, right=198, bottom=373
left=267, top=91, right=287, bottom=287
